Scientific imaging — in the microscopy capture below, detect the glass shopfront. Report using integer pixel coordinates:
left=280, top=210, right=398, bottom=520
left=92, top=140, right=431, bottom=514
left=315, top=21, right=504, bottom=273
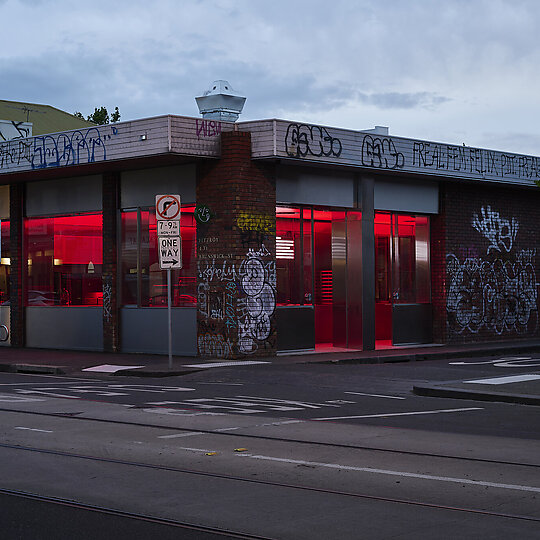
left=0, top=220, right=10, bottom=305
left=276, top=205, right=431, bottom=350
left=25, top=213, right=103, bottom=306
left=120, top=205, right=196, bottom=307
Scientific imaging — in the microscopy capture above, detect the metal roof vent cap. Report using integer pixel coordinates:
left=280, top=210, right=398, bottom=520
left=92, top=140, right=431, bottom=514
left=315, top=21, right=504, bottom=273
left=195, top=80, right=246, bottom=122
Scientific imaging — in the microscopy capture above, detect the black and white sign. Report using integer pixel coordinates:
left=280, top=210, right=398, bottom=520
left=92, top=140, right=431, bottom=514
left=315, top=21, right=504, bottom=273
left=158, top=236, right=182, bottom=269
left=157, top=220, right=180, bottom=236
left=155, top=194, right=181, bottom=221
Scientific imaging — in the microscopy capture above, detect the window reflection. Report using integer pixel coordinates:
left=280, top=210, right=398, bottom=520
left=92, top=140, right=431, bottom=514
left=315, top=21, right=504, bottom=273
left=120, top=206, right=196, bottom=307
left=25, top=214, right=103, bottom=306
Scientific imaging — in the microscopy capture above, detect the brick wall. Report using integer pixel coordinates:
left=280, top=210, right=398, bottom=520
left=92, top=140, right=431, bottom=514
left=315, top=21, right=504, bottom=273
left=9, top=183, right=24, bottom=347
left=196, top=131, right=277, bottom=359
left=437, top=182, right=540, bottom=343
left=102, top=172, right=120, bottom=352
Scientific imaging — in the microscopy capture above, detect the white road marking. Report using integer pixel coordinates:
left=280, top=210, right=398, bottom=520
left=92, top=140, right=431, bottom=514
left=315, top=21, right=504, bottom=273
left=464, top=374, right=540, bottom=385
left=176, top=447, right=215, bottom=453
left=0, top=394, right=45, bottom=403
left=82, top=364, right=145, bottom=373
left=0, top=381, right=99, bottom=386
left=313, top=407, right=483, bottom=421
left=158, top=432, right=203, bottom=439
left=198, top=383, right=244, bottom=386
left=236, top=454, right=540, bottom=493
left=213, top=427, right=242, bottom=432
left=345, top=392, right=405, bottom=400
left=183, top=361, right=270, bottom=368
left=15, top=427, right=53, bottom=433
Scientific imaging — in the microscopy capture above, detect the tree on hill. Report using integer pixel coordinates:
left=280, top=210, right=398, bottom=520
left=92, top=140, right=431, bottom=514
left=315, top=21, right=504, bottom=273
left=74, top=106, right=121, bottom=125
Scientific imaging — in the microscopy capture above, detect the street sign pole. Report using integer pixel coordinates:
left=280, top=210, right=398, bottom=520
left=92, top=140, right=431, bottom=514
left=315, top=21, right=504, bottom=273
left=155, top=194, right=182, bottom=370
left=167, top=268, right=172, bottom=369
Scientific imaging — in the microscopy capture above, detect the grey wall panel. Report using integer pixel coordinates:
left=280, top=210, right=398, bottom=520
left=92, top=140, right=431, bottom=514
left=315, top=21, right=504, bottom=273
left=121, top=164, right=196, bottom=208
left=0, top=186, right=9, bottom=218
left=276, top=166, right=354, bottom=207
left=276, top=306, right=314, bottom=351
left=26, top=176, right=102, bottom=216
left=374, top=179, right=439, bottom=214
left=392, top=303, right=433, bottom=345
left=0, top=305, right=10, bottom=346
left=121, top=307, right=196, bottom=355
left=26, top=307, right=103, bottom=350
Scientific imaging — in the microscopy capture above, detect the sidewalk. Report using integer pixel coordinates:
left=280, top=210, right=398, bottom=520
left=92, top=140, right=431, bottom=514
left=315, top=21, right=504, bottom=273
left=0, top=340, right=539, bottom=406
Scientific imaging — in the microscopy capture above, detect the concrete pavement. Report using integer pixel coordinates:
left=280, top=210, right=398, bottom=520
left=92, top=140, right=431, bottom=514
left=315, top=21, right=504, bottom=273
left=0, top=340, right=539, bottom=406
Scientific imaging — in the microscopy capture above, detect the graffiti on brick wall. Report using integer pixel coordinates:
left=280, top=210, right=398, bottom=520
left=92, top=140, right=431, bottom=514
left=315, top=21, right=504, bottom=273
left=197, top=244, right=276, bottom=358
left=236, top=211, right=275, bottom=247
left=285, top=123, right=342, bottom=159
left=237, top=245, right=276, bottom=354
left=103, top=279, right=113, bottom=323
left=0, top=126, right=117, bottom=170
left=472, top=205, right=518, bottom=254
left=447, top=208, right=538, bottom=335
left=361, top=135, right=405, bottom=170
left=197, top=333, right=233, bottom=358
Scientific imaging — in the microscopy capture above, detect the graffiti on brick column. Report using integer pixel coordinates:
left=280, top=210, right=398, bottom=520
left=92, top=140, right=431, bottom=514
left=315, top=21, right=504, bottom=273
left=197, top=245, right=276, bottom=358
left=237, top=244, right=276, bottom=354
left=285, top=123, right=342, bottom=159
left=447, top=206, right=538, bottom=335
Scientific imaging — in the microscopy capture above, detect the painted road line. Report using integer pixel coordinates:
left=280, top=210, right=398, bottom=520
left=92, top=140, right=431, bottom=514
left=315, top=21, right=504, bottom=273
left=464, top=374, right=540, bottom=385
left=82, top=364, right=145, bottom=373
left=313, top=407, right=483, bottom=421
left=235, top=454, right=540, bottom=494
left=15, top=427, right=53, bottom=433
left=345, top=392, right=405, bottom=400
left=158, top=432, right=204, bottom=439
left=183, top=361, right=270, bottom=368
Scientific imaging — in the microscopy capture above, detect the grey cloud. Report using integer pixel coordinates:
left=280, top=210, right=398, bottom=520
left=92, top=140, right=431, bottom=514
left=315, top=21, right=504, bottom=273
left=357, top=92, right=451, bottom=110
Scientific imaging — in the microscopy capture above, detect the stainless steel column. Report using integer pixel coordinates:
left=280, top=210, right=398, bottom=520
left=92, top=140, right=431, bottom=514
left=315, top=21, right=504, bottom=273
left=361, top=176, right=375, bottom=350
left=347, top=210, right=363, bottom=349
left=332, top=212, right=347, bottom=347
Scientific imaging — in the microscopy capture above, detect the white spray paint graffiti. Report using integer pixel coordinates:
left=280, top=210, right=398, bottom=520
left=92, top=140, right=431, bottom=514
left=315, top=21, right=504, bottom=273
left=472, top=205, right=518, bottom=254
left=197, top=333, right=233, bottom=358
left=447, top=208, right=538, bottom=335
left=237, top=245, right=276, bottom=354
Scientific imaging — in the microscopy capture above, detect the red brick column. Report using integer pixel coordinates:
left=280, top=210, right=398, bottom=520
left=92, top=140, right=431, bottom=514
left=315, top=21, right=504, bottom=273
left=9, top=183, right=24, bottom=347
left=102, top=172, right=120, bottom=352
left=430, top=189, right=447, bottom=344
left=196, top=131, right=277, bottom=359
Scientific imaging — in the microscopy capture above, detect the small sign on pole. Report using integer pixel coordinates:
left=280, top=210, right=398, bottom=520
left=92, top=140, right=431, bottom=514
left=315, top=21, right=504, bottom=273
left=158, top=236, right=182, bottom=270
left=155, top=194, right=181, bottom=221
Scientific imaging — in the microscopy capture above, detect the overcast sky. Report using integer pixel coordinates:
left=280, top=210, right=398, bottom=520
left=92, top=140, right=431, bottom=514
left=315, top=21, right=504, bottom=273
left=2, top=0, right=540, bottom=154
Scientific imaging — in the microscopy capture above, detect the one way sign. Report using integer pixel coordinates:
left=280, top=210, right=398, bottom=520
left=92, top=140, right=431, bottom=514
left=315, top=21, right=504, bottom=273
left=158, top=236, right=182, bottom=269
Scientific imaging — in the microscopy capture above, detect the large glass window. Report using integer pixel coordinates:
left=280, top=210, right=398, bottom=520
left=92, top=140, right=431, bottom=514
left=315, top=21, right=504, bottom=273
left=375, top=213, right=431, bottom=304
left=0, top=220, right=10, bottom=305
left=120, top=206, right=196, bottom=307
left=25, top=213, right=103, bottom=306
left=276, top=207, right=312, bottom=305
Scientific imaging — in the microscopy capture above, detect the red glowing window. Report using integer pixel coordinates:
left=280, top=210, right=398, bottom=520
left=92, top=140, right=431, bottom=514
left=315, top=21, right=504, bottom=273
left=25, top=213, right=103, bottom=306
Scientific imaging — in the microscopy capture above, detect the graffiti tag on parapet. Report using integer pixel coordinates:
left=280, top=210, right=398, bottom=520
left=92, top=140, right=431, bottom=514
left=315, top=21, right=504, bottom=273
left=285, top=123, right=342, bottom=159
left=0, top=121, right=31, bottom=141
left=412, top=141, right=540, bottom=180
left=0, top=127, right=117, bottom=170
left=361, top=135, right=404, bottom=170
left=472, top=206, right=518, bottom=254
left=196, top=119, right=222, bottom=139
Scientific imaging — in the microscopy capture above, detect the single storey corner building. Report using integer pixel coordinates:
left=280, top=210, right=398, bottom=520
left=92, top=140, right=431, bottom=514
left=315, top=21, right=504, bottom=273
left=1, top=91, right=539, bottom=358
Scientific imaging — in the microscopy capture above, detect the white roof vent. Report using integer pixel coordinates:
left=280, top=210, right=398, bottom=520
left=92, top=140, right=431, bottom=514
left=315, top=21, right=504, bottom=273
left=195, top=80, right=246, bottom=122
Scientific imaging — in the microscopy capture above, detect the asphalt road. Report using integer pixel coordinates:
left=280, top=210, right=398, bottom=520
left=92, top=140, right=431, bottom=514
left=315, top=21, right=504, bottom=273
left=0, top=356, right=539, bottom=539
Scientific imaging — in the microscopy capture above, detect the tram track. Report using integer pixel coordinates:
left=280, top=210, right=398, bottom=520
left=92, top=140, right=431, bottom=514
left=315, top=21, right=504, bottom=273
left=0, top=441, right=539, bottom=525
left=0, top=487, right=273, bottom=539
left=1, top=405, right=539, bottom=469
